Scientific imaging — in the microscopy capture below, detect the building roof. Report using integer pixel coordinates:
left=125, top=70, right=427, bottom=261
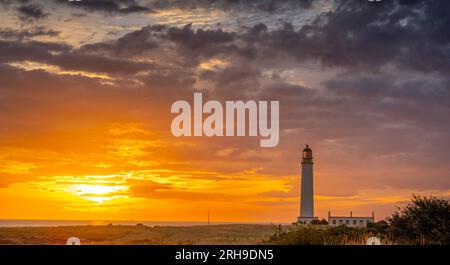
left=328, top=216, right=374, bottom=219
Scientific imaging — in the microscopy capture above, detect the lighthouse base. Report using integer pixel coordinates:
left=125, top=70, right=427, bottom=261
left=297, top=216, right=318, bottom=224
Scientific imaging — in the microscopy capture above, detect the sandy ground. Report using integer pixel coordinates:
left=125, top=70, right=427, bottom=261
left=0, top=224, right=279, bottom=245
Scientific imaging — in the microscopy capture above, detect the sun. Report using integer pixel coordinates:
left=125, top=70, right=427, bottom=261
left=69, top=184, right=128, bottom=203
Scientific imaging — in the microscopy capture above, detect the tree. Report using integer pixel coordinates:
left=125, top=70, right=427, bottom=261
left=310, top=218, right=328, bottom=225
left=367, top=220, right=389, bottom=234
left=310, top=219, right=321, bottom=225
left=387, top=195, right=450, bottom=245
left=319, top=218, right=328, bottom=225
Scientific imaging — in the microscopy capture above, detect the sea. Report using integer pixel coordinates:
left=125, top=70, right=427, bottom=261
left=0, top=220, right=283, bottom=227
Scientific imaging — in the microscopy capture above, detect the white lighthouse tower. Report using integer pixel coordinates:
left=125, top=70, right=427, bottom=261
left=297, top=145, right=318, bottom=224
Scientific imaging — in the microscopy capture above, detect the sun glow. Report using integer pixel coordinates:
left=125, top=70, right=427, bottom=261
left=68, top=184, right=128, bottom=203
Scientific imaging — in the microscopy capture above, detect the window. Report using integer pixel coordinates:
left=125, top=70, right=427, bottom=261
left=345, top=220, right=349, bottom=224
left=333, top=220, right=336, bottom=225
left=353, top=220, right=357, bottom=225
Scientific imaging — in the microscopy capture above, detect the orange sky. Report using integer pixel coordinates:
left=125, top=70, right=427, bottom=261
left=0, top=0, right=449, bottom=223
left=1, top=120, right=447, bottom=222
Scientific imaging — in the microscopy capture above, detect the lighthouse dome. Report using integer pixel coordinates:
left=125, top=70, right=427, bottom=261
left=302, top=145, right=313, bottom=159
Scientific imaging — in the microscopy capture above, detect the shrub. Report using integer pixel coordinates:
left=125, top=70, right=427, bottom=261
left=388, top=195, right=450, bottom=245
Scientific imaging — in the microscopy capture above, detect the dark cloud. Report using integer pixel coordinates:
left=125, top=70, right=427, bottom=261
left=149, top=0, right=316, bottom=12
left=80, top=23, right=240, bottom=66
left=17, top=4, right=48, bottom=20
left=244, top=0, right=450, bottom=74
left=0, top=40, right=70, bottom=63
left=167, top=24, right=234, bottom=47
left=0, top=27, right=59, bottom=40
left=79, top=25, right=162, bottom=57
left=71, top=0, right=450, bottom=78
left=54, top=0, right=152, bottom=14
left=166, top=24, right=236, bottom=62
left=0, top=40, right=154, bottom=75
left=325, top=72, right=450, bottom=104
left=51, top=52, right=155, bottom=75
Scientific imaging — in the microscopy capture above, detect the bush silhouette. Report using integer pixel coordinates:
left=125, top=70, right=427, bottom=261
left=388, top=195, right=450, bottom=245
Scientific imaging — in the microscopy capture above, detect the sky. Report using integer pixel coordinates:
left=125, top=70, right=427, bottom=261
left=0, top=0, right=449, bottom=222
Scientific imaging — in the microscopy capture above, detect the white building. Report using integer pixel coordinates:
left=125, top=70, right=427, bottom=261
left=328, top=211, right=375, bottom=227
left=297, top=145, right=318, bottom=224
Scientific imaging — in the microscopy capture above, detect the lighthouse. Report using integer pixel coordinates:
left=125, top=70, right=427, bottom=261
left=297, top=145, right=318, bottom=224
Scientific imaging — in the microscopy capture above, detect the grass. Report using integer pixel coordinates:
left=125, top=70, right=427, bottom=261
left=0, top=224, right=278, bottom=245
left=265, top=224, right=396, bottom=245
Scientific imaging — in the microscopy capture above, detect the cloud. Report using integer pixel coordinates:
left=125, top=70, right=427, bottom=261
left=148, top=0, right=316, bottom=12
left=54, top=0, right=152, bottom=14
left=79, top=25, right=164, bottom=57
left=0, top=40, right=154, bottom=75
left=242, top=0, right=450, bottom=74
left=0, top=0, right=449, bottom=219
left=17, top=4, right=48, bottom=20
left=0, top=27, right=59, bottom=40
left=128, top=179, right=172, bottom=193
left=258, top=190, right=296, bottom=199
left=127, top=179, right=237, bottom=201
left=167, top=23, right=234, bottom=50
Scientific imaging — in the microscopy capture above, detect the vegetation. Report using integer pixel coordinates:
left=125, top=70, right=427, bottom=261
left=388, top=195, right=450, bottom=245
left=310, top=219, right=328, bottom=225
left=267, top=195, right=450, bottom=245
left=0, top=224, right=277, bottom=245
left=0, top=195, right=447, bottom=245
left=266, top=222, right=392, bottom=245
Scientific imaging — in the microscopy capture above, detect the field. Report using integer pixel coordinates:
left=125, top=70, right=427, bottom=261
left=0, top=224, right=279, bottom=245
